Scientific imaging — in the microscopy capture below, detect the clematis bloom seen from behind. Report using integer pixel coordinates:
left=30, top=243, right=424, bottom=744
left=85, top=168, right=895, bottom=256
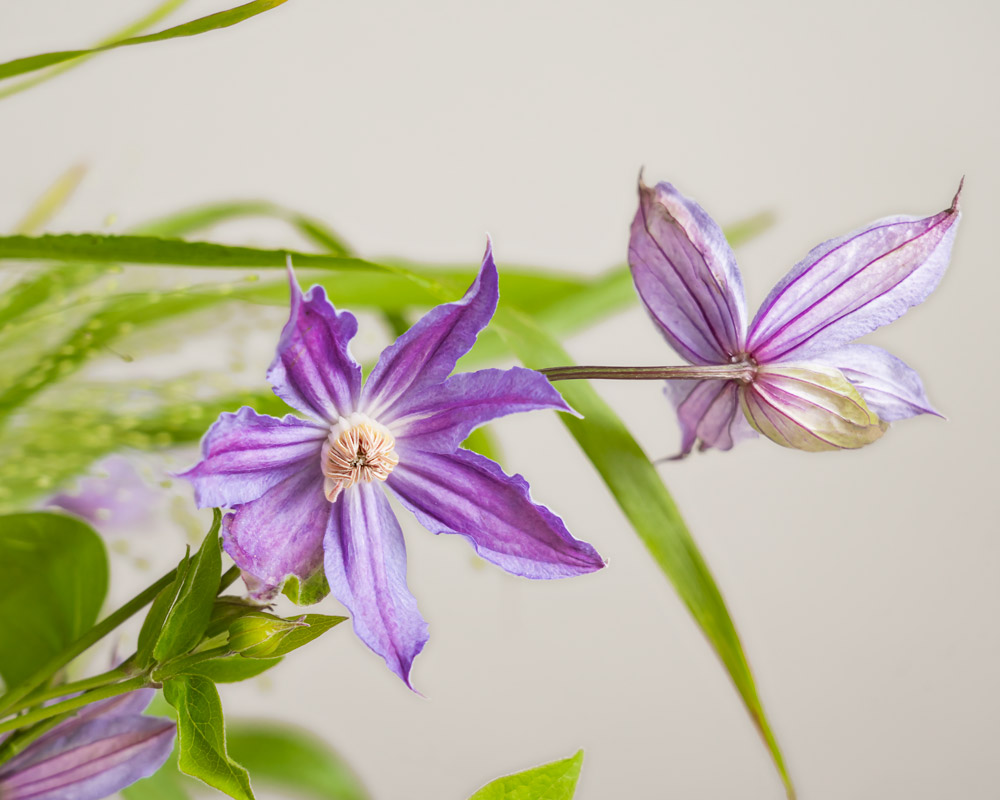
left=181, top=241, right=604, bottom=687
left=626, top=179, right=961, bottom=455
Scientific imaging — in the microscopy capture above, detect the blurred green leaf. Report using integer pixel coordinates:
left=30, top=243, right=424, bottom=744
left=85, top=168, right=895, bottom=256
left=493, top=309, right=794, bottom=798
left=226, top=722, right=370, bottom=800
left=0, top=0, right=288, bottom=85
left=121, top=748, right=192, bottom=800
left=460, top=425, right=502, bottom=463
left=14, top=164, right=88, bottom=235
left=0, top=0, right=190, bottom=102
left=0, top=512, right=108, bottom=687
left=154, top=511, right=223, bottom=662
left=163, top=674, right=255, bottom=800
left=469, top=750, right=583, bottom=800
left=136, top=550, right=191, bottom=670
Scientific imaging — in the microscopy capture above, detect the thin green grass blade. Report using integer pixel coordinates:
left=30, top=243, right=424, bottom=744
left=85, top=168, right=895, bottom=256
left=13, top=164, right=88, bottom=235
left=0, top=0, right=287, bottom=84
left=493, top=307, right=795, bottom=799
left=0, top=0, right=190, bottom=101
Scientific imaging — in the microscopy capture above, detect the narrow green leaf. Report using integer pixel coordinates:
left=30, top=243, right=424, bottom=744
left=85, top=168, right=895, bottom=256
left=154, top=511, right=223, bottom=662
left=14, top=164, right=87, bottom=235
left=162, top=674, right=254, bottom=800
left=469, top=750, right=584, bottom=800
left=226, top=722, right=371, bottom=800
left=136, top=550, right=191, bottom=669
left=493, top=309, right=794, bottom=798
left=0, top=0, right=190, bottom=101
left=178, top=654, right=282, bottom=684
left=0, top=0, right=289, bottom=84
left=0, top=512, right=108, bottom=687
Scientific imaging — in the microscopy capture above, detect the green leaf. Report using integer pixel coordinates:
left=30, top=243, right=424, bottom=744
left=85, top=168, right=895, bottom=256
left=177, top=654, right=283, bottom=684
left=0, top=512, right=108, bottom=687
left=229, top=613, right=345, bottom=659
left=469, top=750, right=584, bottom=800
left=163, top=674, right=254, bottom=800
left=0, top=0, right=288, bottom=85
left=14, top=164, right=87, bottom=235
left=136, top=550, right=191, bottom=670
left=154, top=511, right=224, bottom=662
left=226, top=722, right=370, bottom=800
left=493, top=309, right=794, bottom=798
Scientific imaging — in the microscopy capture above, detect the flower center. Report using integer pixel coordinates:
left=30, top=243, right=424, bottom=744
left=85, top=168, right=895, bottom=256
left=321, top=414, right=399, bottom=502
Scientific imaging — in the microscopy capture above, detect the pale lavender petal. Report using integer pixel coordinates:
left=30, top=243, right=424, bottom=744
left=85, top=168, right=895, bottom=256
left=388, top=447, right=605, bottom=579
left=814, top=343, right=940, bottom=421
left=178, top=406, right=326, bottom=509
left=0, top=715, right=174, bottom=800
left=47, top=457, right=157, bottom=534
left=266, top=268, right=362, bottom=423
left=222, top=465, right=329, bottom=594
left=360, top=241, right=499, bottom=418
left=323, top=483, right=427, bottom=688
left=387, top=366, right=574, bottom=452
left=663, top=379, right=756, bottom=456
left=748, top=191, right=961, bottom=362
left=628, top=180, right=747, bottom=365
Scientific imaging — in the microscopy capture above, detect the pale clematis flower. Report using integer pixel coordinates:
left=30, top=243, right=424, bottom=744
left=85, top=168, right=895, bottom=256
left=180, top=242, right=604, bottom=687
left=0, top=690, right=174, bottom=800
left=627, top=179, right=961, bottom=454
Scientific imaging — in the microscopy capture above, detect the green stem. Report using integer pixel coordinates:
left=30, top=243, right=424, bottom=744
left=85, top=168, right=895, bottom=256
left=0, top=710, right=75, bottom=766
left=540, top=363, right=756, bottom=382
left=3, top=666, right=131, bottom=716
left=0, top=676, right=150, bottom=738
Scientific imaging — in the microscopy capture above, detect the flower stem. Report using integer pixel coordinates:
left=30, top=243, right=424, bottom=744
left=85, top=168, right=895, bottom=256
left=539, top=364, right=755, bottom=381
left=0, top=676, right=150, bottom=738
left=2, top=666, right=132, bottom=716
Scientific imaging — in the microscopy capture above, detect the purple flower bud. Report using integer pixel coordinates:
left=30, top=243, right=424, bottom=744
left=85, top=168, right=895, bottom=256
left=0, top=690, right=175, bottom=800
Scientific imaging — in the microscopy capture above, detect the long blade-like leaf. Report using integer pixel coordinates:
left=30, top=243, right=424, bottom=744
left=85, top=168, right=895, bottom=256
left=0, top=1, right=288, bottom=84
left=493, top=308, right=795, bottom=798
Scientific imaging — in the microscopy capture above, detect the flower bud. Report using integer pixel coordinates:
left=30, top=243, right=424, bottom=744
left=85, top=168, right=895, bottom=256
left=228, top=611, right=308, bottom=658
left=739, top=364, right=887, bottom=451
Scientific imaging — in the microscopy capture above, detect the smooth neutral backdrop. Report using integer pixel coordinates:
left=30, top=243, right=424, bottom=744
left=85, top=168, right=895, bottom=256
left=1, top=2, right=997, bottom=798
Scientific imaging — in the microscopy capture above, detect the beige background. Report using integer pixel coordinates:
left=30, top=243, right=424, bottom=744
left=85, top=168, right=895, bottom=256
left=1, top=1, right=998, bottom=797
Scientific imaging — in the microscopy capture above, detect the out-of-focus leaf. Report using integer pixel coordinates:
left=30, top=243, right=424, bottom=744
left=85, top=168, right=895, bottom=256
left=154, top=511, right=223, bottom=662
left=460, top=425, right=502, bottom=463
left=0, top=0, right=288, bottom=84
left=226, top=722, right=370, bottom=800
left=14, top=164, right=87, bottom=235
left=468, top=750, right=583, bottom=800
left=493, top=309, right=794, bottom=798
left=162, top=674, right=254, bottom=800
left=121, top=748, right=192, bottom=800
left=0, top=0, right=190, bottom=102
left=0, top=512, right=108, bottom=686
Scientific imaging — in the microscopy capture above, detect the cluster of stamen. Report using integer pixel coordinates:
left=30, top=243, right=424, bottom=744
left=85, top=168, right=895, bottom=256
left=321, top=414, right=399, bottom=502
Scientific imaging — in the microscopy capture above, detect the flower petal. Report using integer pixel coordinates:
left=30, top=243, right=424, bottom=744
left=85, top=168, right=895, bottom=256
left=360, top=241, right=499, bottom=418
left=266, top=267, right=362, bottom=423
left=663, top=379, right=756, bottom=456
left=0, top=715, right=174, bottom=800
left=388, top=447, right=605, bottom=579
left=739, top=364, right=887, bottom=451
left=323, top=483, right=427, bottom=688
left=179, top=406, right=326, bottom=509
left=628, top=180, right=747, bottom=365
left=387, top=366, right=574, bottom=452
left=814, top=343, right=940, bottom=422
left=748, top=190, right=961, bottom=362
left=222, top=465, right=329, bottom=596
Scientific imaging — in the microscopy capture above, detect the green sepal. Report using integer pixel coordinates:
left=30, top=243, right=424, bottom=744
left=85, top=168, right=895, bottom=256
left=280, top=569, right=330, bottom=606
left=174, top=654, right=283, bottom=684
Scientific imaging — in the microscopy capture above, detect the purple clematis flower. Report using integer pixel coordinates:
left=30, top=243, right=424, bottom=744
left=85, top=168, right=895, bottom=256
left=628, top=179, right=961, bottom=454
left=0, top=690, right=175, bottom=800
left=180, top=241, right=604, bottom=686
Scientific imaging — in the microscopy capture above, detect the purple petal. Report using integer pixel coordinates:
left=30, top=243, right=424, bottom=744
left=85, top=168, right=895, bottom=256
left=663, top=379, right=756, bottom=457
left=628, top=180, right=747, bottom=365
left=388, top=447, right=605, bottom=579
left=387, top=366, right=574, bottom=452
left=178, top=406, right=326, bottom=509
left=814, top=344, right=940, bottom=422
left=266, top=267, right=362, bottom=423
left=738, top=364, right=887, bottom=451
left=748, top=190, right=961, bottom=362
left=360, top=241, right=499, bottom=418
left=222, top=464, right=329, bottom=595
left=323, top=483, right=427, bottom=688
left=47, top=457, right=157, bottom=534
left=0, top=715, right=175, bottom=800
